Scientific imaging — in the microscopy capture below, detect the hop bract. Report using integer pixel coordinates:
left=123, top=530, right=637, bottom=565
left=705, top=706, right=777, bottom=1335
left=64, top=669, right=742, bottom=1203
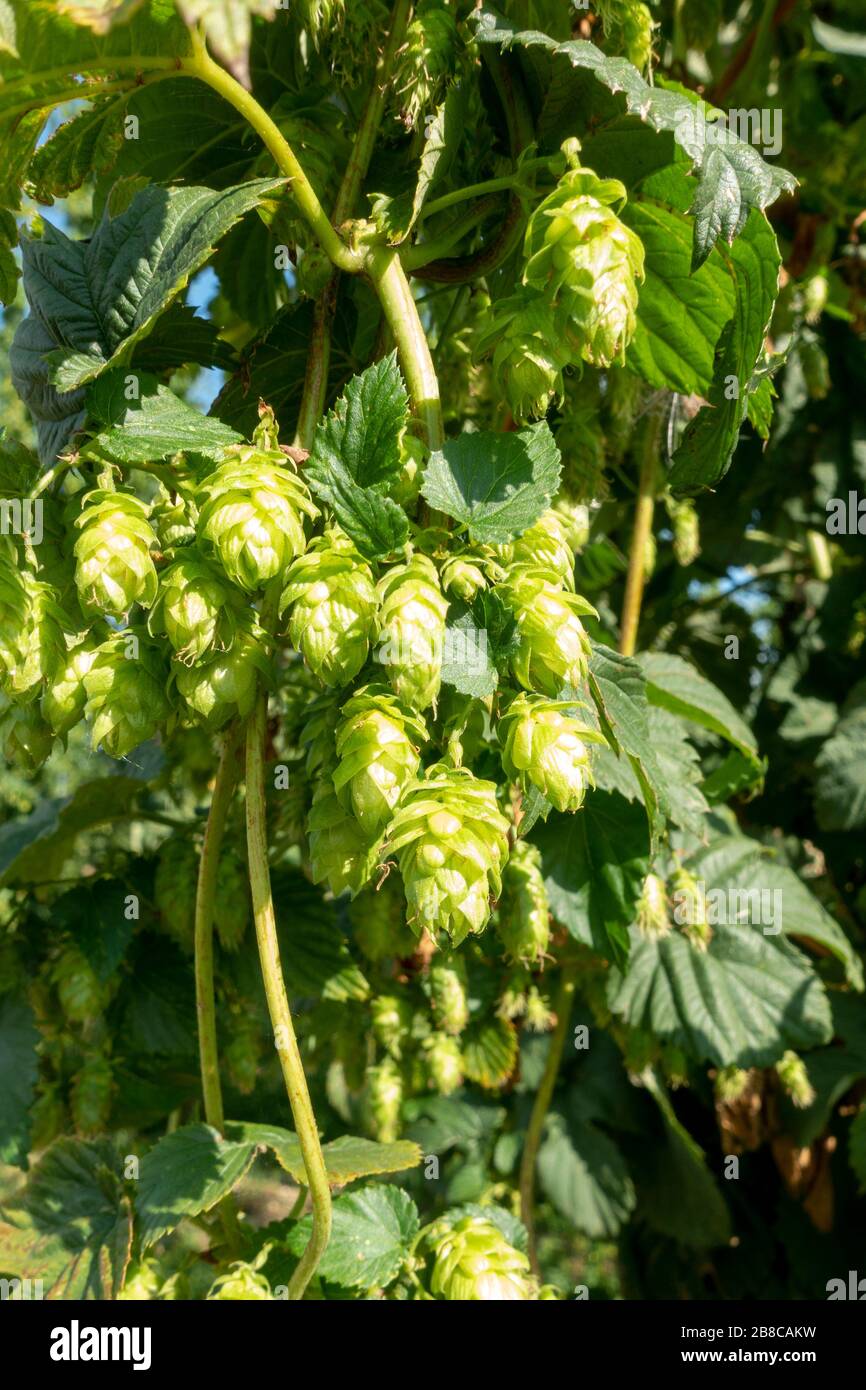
left=501, top=566, right=596, bottom=696
left=280, top=530, right=378, bottom=687
left=149, top=550, right=241, bottom=663
left=524, top=164, right=645, bottom=368
left=333, top=684, right=427, bottom=838
left=73, top=490, right=158, bottom=615
left=478, top=294, right=566, bottom=424
left=386, top=763, right=510, bottom=945
left=197, top=447, right=317, bottom=592
left=500, top=693, right=605, bottom=811
left=429, top=953, right=469, bottom=1035
left=426, top=1215, right=536, bottom=1301
left=0, top=696, right=54, bottom=771
left=307, top=775, right=379, bottom=897
left=377, top=552, right=448, bottom=711
left=173, top=617, right=270, bottom=729
left=507, top=508, right=577, bottom=590
left=42, top=635, right=100, bottom=737
left=496, top=839, right=550, bottom=966
left=83, top=631, right=170, bottom=758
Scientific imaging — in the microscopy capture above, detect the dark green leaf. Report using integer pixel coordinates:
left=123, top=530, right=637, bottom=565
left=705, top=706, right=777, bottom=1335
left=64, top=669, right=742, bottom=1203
left=421, top=423, right=561, bottom=544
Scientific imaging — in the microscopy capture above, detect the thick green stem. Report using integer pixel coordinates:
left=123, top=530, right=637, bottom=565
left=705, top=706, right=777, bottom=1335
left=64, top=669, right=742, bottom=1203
left=367, top=247, right=444, bottom=450
left=619, top=411, right=663, bottom=657
left=245, top=695, right=331, bottom=1300
left=518, top=963, right=578, bottom=1274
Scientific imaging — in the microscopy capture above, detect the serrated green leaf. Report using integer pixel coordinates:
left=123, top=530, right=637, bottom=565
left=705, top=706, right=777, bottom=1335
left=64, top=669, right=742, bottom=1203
left=0, top=995, right=39, bottom=1169
left=225, top=1123, right=422, bottom=1186
left=273, top=869, right=369, bottom=1002
left=28, top=96, right=126, bottom=202
left=85, top=369, right=242, bottom=463
left=137, top=1124, right=258, bottom=1249
left=176, top=2, right=279, bottom=88
left=287, top=1184, right=419, bottom=1290
left=440, top=603, right=499, bottom=699
left=639, top=651, right=760, bottom=764
left=403, top=1096, right=506, bottom=1153
left=588, top=642, right=669, bottom=836
left=814, top=700, right=866, bottom=832
left=537, top=1112, right=635, bottom=1238
left=421, top=423, right=561, bottom=544
left=52, top=880, right=136, bottom=983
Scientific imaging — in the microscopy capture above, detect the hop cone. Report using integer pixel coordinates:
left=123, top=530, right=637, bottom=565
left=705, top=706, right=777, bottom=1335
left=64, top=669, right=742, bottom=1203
left=598, top=0, right=654, bottom=69
left=377, top=553, right=448, bottom=711
left=352, top=881, right=417, bottom=961
left=775, top=1051, right=816, bottom=1108
left=501, top=566, right=596, bottom=696
left=149, top=550, right=241, bottom=663
left=669, top=865, right=711, bottom=951
left=366, top=1057, right=403, bottom=1142
left=508, top=509, right=576, bottom=590
left=386, top=763, right=511, bottom=945
left=197, top=447, right=317, bottom=592
left=666, top=496, right=701, bottom=567
left=207, top=1263, right=272, bottom=1301
left=281, top=530, right=378, bottom=687
left=440, top=547, right=504, bottom=603
left=496, top=840, right=550, bottom=966
left=71, top=1055, right=113, bottom=1136
left=424, top=1032, right=463, bottom=1096
left=83, top=631, right=170, bottom=758
left=393, top=1, right=461, bottom=129
left=429, top=954, right=469, bottom=1035
left=0, top=539, right=27, bottom=690
left=427, top=1216, right=536, bottom=1301
left=307, top=775, right=378, bottom=897
left=715, top=1066, right=751, bottom=1104
left=3, top=573, right=67, bottom=702
left=73, top=490, right=158, bottom=615
left=155, top=836, right=198, bottom=953
left=553, top=498, right=591, bottom=553
left=371, top=993, right=414, bottom=1060
left=333, top=684, right=427, bottom=838
left=150, top=485, right=197, bottom=550
left=52, top=946, right=107, bottom=1024
left=636, top=872, right=670, bottom=939
left=500, top=693, right=604, bottom=812
left=42, top=636, right=100, bottom=737
left=524, top=164, right=645, bottom=368
left=393, top=432, right=425, bottom=511
left=225, top=1013, right=262, bottom=1095
left=213, top=848, right=250, bottom=953
left=477, top=293, right=566, bottom=424
left=0, top=697, right=54, bottom=771
left=173, top=616, right=269, bottom=730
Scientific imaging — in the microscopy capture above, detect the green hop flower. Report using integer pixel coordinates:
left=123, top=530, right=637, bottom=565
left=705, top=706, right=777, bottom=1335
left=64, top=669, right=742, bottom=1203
left=661, top=1044, right=689, bottom=1089
left=149, top=485, right=197, bottom=551
left=225, top=1013, right=262, bottom=1095
left=426, top=1215, right=536, bottom=1301
left=665, top=496, right=701, bottom=567
left=525, top=985, right=555, bottom=1032
left=307, top=774, right=379, bottom=897
left=154, top=836, right=199, bottom=953
left=386, top=763, right=511, bottom=945
left=351, top=880, right=417, bottom=961
left=440, top=547, right=505, bottom=603
left=775, top=1051, right=816, bottom=1109
left=500, top=693, right=604, bottom=812
left=42, top=635, right=101, bottom=737
left=597, top=0, right=654, bottom=69
left=366, top=1057, right=403, bottom=1142
left=333, top=684, right=427, bottom=838
left=393, top=0, right=461, bottom=130
left=213, top=848, right=250, bottom=953
left=669, top=865, right=712, bottom=951
left=496, top=840, right=550, bottom=966
left=117, top=1260, right=163, bottom=1302
left=636, top=872, right=670, bottom=939
left=477, top=293, right=567, bottom=424
left=83, top=630, right=170, bottom=758
left=0, top=696, right=54, bottom=771
left=501, top=566, right=596, bottom=696
left=173, top=616, right=270, bottom=730
left=2, top=573, right=67, bottom=702
left=149, top=550, right=242, bottom=663
left=424, top=1032, right=463, bottom=1095
left=52, top=945, right=108, bottom=1024
left=393, top=432, right=426, bottom=511
left=429, top=953, right=469, bottom=1035
left=71, top=1054, right=113, bottom=1137
left=377, top=553, right=448, bottom=711
left=553, top=498, right=591, bottom=552
left=524, top=162, right=645, bottom=368
left=73, top=489, right=158, bottom=615
left=207, top=1262, right=272, bottom=1301
left=714, top=1066, right=751, bottom=1104
left=280, top=530, right=378, bottom=687
left=371, top=993, right=414, bottom=1060
left=0, top=539, right=27, bottom=689
left=507, top=509, right=576, bottom=589
left=197, top=447, right=317, bottom=592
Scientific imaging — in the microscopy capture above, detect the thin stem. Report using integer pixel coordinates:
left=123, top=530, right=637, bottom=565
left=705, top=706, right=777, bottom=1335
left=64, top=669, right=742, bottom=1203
left=294, top=277, right=337, bottom=451
left=619, top=410, right=663, bottom=657
left=401, top=195, right=502, bottom=270
left=419, top=160, right=550, bottom=221
left=367, top=247, right=444, bottom=450
left=518, top=963, right=578, bottom=1275
left=245, top=693, right=332, bottom=1300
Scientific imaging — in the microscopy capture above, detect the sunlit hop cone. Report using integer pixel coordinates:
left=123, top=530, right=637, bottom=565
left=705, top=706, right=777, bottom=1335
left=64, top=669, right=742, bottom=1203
left=1, top=573, right=67, bottom=702
left=440, top=546, right=505, bottom=603
left=352, top=880, right=417, bottom=961
left=669, top=865, right=712, bottom=951
left=429, top=952, right=470, bottom=1035
left=371, top=993, right=414, bottom=1060
left=424, top=1031, right=463, bottom=1095
left=426, top=1215, right=537, bottom=1301
left=148, top=550, right=242, bottom=663
left=501, top=566, right=596, bottom=696
left=393, top=0, right=461, bottom=129
left=524, top=159, right=645, bottom=368
left=500, top=693, right=605, bottom=812
left=775, top=1051, right=816, bottom=1108
left=280, top=530, right=378, bottom=687
left=0, top=697, right=54, bottom=771
left=377, top=553, right=448, bottom=711
left=333, top=684, right=428, bottom=838
left=71, top=1054, right=113, bottom=1137
left=173, top=615, right=270, bottom=730
left=82, top=631, right=170, bottom=758
left=636, top=872, right=671, bottom=939
left=366, top=1057, right=403, bottom=1142
left=197, top=447, right=317, bottom=592
left=207, top=1263, right=272, bottom=1301
left=477, top=293, right=567, bottom=424
left=386, top=763, right=511, bottom=945
left=42, top=636, right=100, bottom=737
left=0, top=539, right=28, bottom=690
left=507, top=508, right=577, bottom=590
left=598, top=0, right=655, bottom=69
left=496, top=839, right=550, bottom=966
left=666, top=496, right=701, bottom=567
left=307, top=774, right=379, bottom=897
left=73, top=489, right=159, bottom=615
left=150, top=485, right=197, bottom=551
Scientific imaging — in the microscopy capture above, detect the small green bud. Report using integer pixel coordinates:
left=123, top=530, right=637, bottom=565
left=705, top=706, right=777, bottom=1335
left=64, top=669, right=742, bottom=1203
left=440, top=547, right=505, bottom=603
left=525, top=985, right=555, bottom=1032
left=669, top=865, right=712, bottom=951
left=429, top=953, right=469, bottom=1036
left=508, top=509, right=577, bottom=589
left=424, top=1032, right=463, bottom=1095
left=371, top=993, right=414, bottom=1060
left=366, top=1057, right=403, bottom=1142
left=775, top=1050, right=816, bottom=1109
left=207, top=1262, right=272, bottom=1301
left=636, top=872, right=670, bottom=940
left=714, top=1066, right=751, bottom=1104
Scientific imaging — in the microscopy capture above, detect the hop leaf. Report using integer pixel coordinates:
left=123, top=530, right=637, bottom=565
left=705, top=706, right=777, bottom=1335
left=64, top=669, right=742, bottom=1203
left=83, top=630, right=170, bottom=757
left=73, top=489, right=158, bottom=615
left=333, top=684, right=427, bottom=838
left=496, top=840, right=550, bottom=965
left=149, top=550, right=243, bottom=663
left=197, top=447, right=318, bottom=592
left=386, top=763, right=511, bottom=945
left=425, top=1215, right=536, bottom=1301
left=393, top=0, right=461, bottom=130
left=524, top=163, right=645, bottom=368
left=377, top=553, right=448, bottom=711
left=500, top=693, right=605, bottom=812
left=52, top=945, right=108, bottom=1024
left=500, top=566, right=596, bottom=696
left=71, top=1054, right=113, bottom=1137
left=281, top=530, right=378, bottom=687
